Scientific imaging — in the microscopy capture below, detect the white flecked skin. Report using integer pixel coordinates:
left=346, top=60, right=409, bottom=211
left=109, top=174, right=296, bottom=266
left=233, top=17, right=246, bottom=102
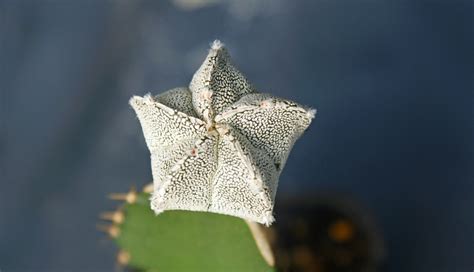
left=130, top=40, right=316, bottom=225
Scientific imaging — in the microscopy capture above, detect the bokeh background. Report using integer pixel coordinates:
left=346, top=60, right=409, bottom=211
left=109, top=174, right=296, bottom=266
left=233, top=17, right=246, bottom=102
left=1, top=0, right=473, bottom=271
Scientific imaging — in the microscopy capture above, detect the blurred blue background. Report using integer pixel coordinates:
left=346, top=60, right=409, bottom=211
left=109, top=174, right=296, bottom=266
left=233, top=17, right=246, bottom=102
left=1, top=0, right=473, bottom=271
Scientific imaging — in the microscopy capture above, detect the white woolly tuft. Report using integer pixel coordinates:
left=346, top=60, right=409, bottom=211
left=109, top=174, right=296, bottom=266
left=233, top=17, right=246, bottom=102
left=211, top=39, right=224, bottom=50
left=153, top=208, right=164, bottom=215
left=261, top=213, right=275, bottom=227
left=307, top=108, right=317, bottom=119
left=143, top=93, right=155, bottom=104
left=129, top=95, right=143, bottom=107
left=129, top=93, right=156, bottom=107
left=150, top=194, right=164, bottom=215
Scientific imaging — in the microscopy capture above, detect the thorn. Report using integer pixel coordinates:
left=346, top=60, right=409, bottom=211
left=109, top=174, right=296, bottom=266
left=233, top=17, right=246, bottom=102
left=142, top=183, right=153, bottom=193
left=116, top=250, right=131, bottom=266
left=97, top=224, right=120, bottom=238
left=245, top=220, right=276, bottom=267
left=100, top=210, right=125, bottom=224
left=108, top=186, right=137, bottom=204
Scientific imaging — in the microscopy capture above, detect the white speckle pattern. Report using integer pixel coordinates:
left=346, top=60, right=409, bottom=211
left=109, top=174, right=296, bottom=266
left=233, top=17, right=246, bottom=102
left=130, top=40, right=316, bottom=225
left=189, top=40, right=256, bottom=123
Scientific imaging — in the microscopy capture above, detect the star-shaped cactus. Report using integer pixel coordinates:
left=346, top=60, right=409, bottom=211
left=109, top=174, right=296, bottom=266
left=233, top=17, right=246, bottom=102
left=130, top=40, right=315, bottom=225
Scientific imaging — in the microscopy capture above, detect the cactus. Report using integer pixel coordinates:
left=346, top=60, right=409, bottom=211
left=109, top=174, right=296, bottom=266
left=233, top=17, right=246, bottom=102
left=99, top=186, right=385, bottom=271
left=99, top=185, right=276, bottom=271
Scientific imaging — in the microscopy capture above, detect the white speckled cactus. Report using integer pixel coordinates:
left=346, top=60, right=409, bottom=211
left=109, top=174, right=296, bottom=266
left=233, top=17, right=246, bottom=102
left=130, top=40, right=315, bottom=225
